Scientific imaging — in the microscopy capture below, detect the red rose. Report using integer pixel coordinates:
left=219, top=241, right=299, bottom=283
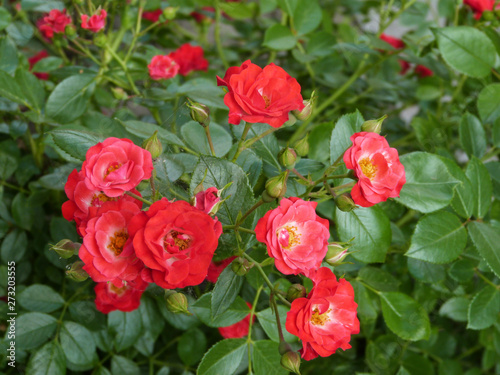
left=142, top=9, right=162, bottom=23
left=206, top=256, right=237, bottom=283
left=148, top=55, right=179, bottom=80
left=94, top=275, right=148, bottom=314
left=81, top=9, right=107, bottom=33
left=255, top=197, right=330, bottom=277
left=168, top=43, right=209, bottom=76
left=193, top=187, right=221, bottom=215
left=285, top=267, right=359, bottom=360
left=38, top=9, right=72, bottom=39
left=216, top=60, right=305, bottom=128
left=79, top=200, right=144, bottom=287
left=464, top=0, right=495, bottom=19
left=129, top=198, right=222, bottom=289
left=28, top=50, right=50, bottom=80
left=379, top=34, right=410, bottom=75
left=218, top=302, right=255, bottom=338
left=415, top=65, right=434, bottom=78
left=82, top=137, right=153, bottom=198
left=343, top=132, right=406, bottom=207
left=62, top=169, right=142, bottom=236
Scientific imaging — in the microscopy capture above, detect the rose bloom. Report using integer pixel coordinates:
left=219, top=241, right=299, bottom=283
left=169, top=43, right=209, bottom=76
left=148, top=55, right=180, bottom=80
left=62, top=169, right=142, bottom=236
left=415, top=65, right=434, bottom=78
left=218, top=302, right=255, bottom=338
left=379, top=34, right=410, bottom=74
left=82, top=137, right=153, bottom=198
left=94, top=275, right=149, bottom=314
left=129, top=198, right=222, bottom=289
left=81, top=9, right=107, bottom=33
left=142, top=9, right=162, bottom=22
left=255, top=197, right=330, bottom=277
left=216, top=60, right=305, bottom=128
left=285, top=267, right=359, bottom=360
left=38, top=9, right=72, bottom=39
left=28, top=50, right=50, bottom=80
left=193, top=187, right=221, bottom=215
left=206, top=256, right=237, bottom=283
left=79, top=200, right=145, bottom=287
left=344, top=132, right=406, bottom=208
left=464, top=0, right=495, bottom=19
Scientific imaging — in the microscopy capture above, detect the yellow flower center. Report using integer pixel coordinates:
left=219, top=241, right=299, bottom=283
left=262, top=94, right=271, bottom=108
left=108, top=230, right=129, bottom=256
left=277, top=226, right=301, bottom=250
left=109, top=283, right=127, bottom=296
left=104, top=163, right=122, bottom=179
left=359, top=157, right=377, bottom=180
left=310, top=308, right=331, bottom=326
left=164, top=231, right=191, bottom=252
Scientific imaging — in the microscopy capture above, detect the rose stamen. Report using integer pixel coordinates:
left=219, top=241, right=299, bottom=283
left=108, top=230, right=128, bottom=256
left=310, top=308, right=331, bottom=326
left=359, top=158, right=378, bottom=180
left=277, top=226, right=301, bottom=250
left=109, top=283, right=127, bottom=296
left=104, top=163, right=122, bottom=179
left=164, top=231, right=191, bottom=252
left=262, top=94, right=271, bottom=108
left=91, top=192, right=115, bottom=207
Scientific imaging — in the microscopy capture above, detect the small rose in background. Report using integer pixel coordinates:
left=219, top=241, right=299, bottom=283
left=463, top=0, right=496, bottom=19
left=28, top=50, right=50, bottom=80
left=81, top=9, right=107, bottom=32
left=169, top=43, right=209, bottom=76
left=379, top=34, right=410, bottom=74
left=94, top=275, right=149, bottom=314
left=415, top=65, right=434, bottom=78
left=206, top=256, right=237, bottom=283
left=193, top=187, right=222, bottom=215
left=344, top=132, right=406, bottom=207
left=38, top=9, right=72, bottom=39
left=218, top=302, right=255, bottom=338
left=148, top=55, right=179, bottom=80
left=142, top=9, right=162, bottom=22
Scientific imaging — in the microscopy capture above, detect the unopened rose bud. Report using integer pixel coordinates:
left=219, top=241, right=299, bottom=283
left=287, top=284, right=306, bottom=302
left=335, top=194, right=357, bottom=212
left=231, top=257, right=251, bottom=276
left=294, top=135, right=309, bottom=157
left=142, top=131, right=163, bottom=159
left=282, top=113, right=297, bottom=127
left=280, top=351, right=301, bottom=375
left=361, top=114, right=387, bottom=134
left=163, top=7, right=178, bottom=20
left=187, top=99, right=210, bottom=127
left=51, top=239, right=80, bottom=259
left=325, top=243, right=350, bottom=266
left=262, top=190, right=276, bottom=202
left=66, top=261, right=89, bottom=281
left=93, top=33, right=107, bottom=48
left=278, top=148, right=297, bottom=169
left=292, top=91, right=315, bottom=121
left=165, top=291, right=189, bottom=314
left=193, top=187, right=222, bottom=215
left=111, top=87, right=128, bottom=100
left=483, top=10, right=495, bottom=20
left=265, top=172, right=287, bottom=198
left=65, top=24, right=77, bottom=39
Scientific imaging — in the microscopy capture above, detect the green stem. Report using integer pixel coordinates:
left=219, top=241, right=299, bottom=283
left=232, top=122, right=253, bottom=162
left=475, top=269, right=500, bottom=290
left=270, top=292, right=287, bottom=344
left=205, top=126, right=216, bottom=156
left=481, top=147, right=500, bottom=161
left=235, top=199, right=264, bottom=228
left=242, top=127, right=278, bottom=150
left=357, top=279, right=380, bottom=295
left=125, top=191, right=153, bottom=205
left=105, top=45, right=141, bottom=96
left=223, top=225, right=256, bottom=235
left=291, top=168, right=311, bottom=184
left=71, top=39, right=102, bottom=66
left=214, top=0, right=229, bottom=69
left=123, top=0, right=145, bottom=65
left=396, top=209, right=417, bottom=227
left=247, top=285, right=263, bottom=374
left=1, top=181, right=29, bottom=194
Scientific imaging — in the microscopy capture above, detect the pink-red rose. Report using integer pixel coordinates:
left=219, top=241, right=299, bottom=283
left=218, top=302, right=255, bottom=338
left=255, top=197, right=330, bottom=277
left=169, top=43, right=209, bottom=76
left=343, top=132, right=406, bottom=207
left=38, top=9, right=72, bottom=39
left=94, top=275, right=148, bottom=314
left=142, top=9, right=162, bottom=22
left=82, top=137, right=153, bottom=198
left=464, top=0, right=495, bottom=19
left=216, top=60, right=305, bottom=128
left=129, top=198, right=222, bottom=289
left=148, top=55, right=179, bottom=80
left=28, top=50, right=50, bottom=80
left=81, top=9, right=107, bottom=33
left=79, top=200, right=145, bottom=287
left=285, top=267, right=359, bottom=360
left=206, top=256, right=237, bottom=283
left=193, top=187, right=221, bottom=215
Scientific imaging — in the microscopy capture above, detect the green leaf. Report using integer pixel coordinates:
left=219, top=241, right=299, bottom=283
left=459, top=113, right=487, bottom=158
left=16, top=312, right=57, bottom=350
left=49, top=129, right=102, bottom=162
left=358, top=266, right=401, bottom=292
left=26, top=341, right=66, bottom=375
left=178, top=328, right=207, bottom=366
left=0, top=37, right=18, bottom=75
left=235, top=149, right=262, bottom=187
left=330, top=110, right=364, bottom=164
left=197, top=338, right=247, bottom=375
left=108, top=309, right=143, bottom=352
left=191, top=293, right=250, bottom=328
left=0, top=150, right=18, bottom=180
left=406, top=211, right=467, bottom=264
left=1, top=228, right=27, bottom=263
left=45, top=74, right=96, bottom=124
left=15, top=69, right=45, bottom=112
left=335, top=206, right=391, bottom=263
left=293, top=0, right=321, bottom=35
left=468, top=221, right=500, bottom=278
left=118, top=119, right=185, bottom=147
left=448, top=258, right=476, bottom=283
left=466, top=156, right=492, bottom=219
left=379, top=292, right=430, bottom=341
left=111, top=355, right=140, bottom=375
left=397, top=152, right=459, bottom=213
left=436, top=26, right=496, bottom=78
left=256, top=305, right=298, bottom=343
left=219, top=2, right=256, bottom=19
left=60, top=321, right=96, bottom=367
left=20, top=0, right=65, bottom=12
left=68, top=301, right=106, bottom=331
left=439, top=157, right=474, bottom=219
left=477, top=83, right=500, bottom=124
left=181, top=121, right=232, bottom=157
left=439, top=297, right=469, bottom=322
left=252, top=340, right=288, bottom=375
left=32, top=56, right=63, bottom=72
left=18, top=284, right=64, bottom=313
left=6, top=21, right=33, bottom=46
left=308, top=122, right=334, bottom=162
left=211, top=266, right=244, bottom=320
left=467, top=285, right=500, bottom=330
left=0, top=70, right=29, bottom=106
left=11, top=192, right=33, bottom=231
left=407, top=258, right=446, bottom=283
left=263, top=24, right=296, bottom=50
left=0, top=7, right=12, bottom=31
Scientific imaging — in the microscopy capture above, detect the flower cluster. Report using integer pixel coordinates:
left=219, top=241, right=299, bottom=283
left=148, top=43, right=209, bottom=80
left=37, top=7, right=107, bottom=39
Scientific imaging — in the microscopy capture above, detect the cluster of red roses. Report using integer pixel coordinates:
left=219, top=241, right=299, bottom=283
left=148, top=43, right=209, bottom=80
left=463, top=0, right=499, bottom=19
left=37, top=8, right=106, bottom=39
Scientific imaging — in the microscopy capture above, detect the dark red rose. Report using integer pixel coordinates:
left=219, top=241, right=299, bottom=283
left=28, top=50, right=50, bottom=80
left=94, top=274, right=149, bottom=314
left=415, top=65, right=434, bottom=78
left=379, top=34, right=410, bottom=75
left=218, top=302, right=255, bottom=338
left=206, top=256, right=237, bottom=283
left=168, top=43, right=209, bottom=76
left=142, top=9, right=162, bottom=23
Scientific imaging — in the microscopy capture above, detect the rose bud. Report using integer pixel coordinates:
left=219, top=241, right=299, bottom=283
left=163, top=6, right=178, bottom=20
left=111, top=87, right=128, bottom=100
left=282, top=113, right=297, bottom=127
left=66, top=261, right=89, bottom=281
left=65, top=24, right=77, bottom=39
left=142, top=131, right=163, bottom=159
left=361, top=114, right=387, bottom=134
left=278, top=148, right=297, bottom=169
left=187, top=98, right=210, bottom=127
left=292, top=91, right=315, bottom=121
left=294, top=135, right=309, bottom=157
left=325, top=243, right=350, bottom=266
left=51, top=239, right=80, bottom=259
left=231, top=257, right=251, bottom=276
left=265, top=172, right=288, bottom=198
left=287, top=284, right=306, bottom=302
left=93, top=33, right=107, bottom=47
left=165, top=291, right=189, bottom=314
left=281, top=351, right=301, bottom=375
left=192, top=187, right=222, bottom=215
left=335, top=194, right=357, bottom=212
